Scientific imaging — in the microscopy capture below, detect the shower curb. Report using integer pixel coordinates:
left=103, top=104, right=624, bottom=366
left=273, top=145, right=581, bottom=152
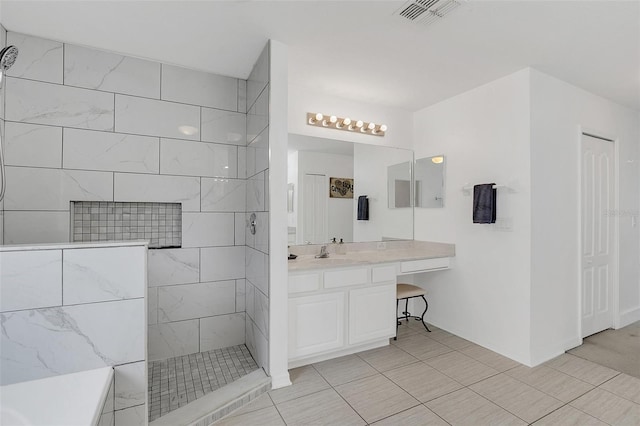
left=149, top=369, right=271, bottom=426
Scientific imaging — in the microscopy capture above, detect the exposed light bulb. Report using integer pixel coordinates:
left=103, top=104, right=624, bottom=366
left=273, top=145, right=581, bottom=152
left=343, top=118, right=351, bottom=126
left=355, top=120, right=364, bottom=128
left=315, top=113, right=323, bottom=121
left=379, top=124, right=387, bottom=132
left=367, top=122, right=376, bottom=130
left=329, top=115, right=337, bottom=123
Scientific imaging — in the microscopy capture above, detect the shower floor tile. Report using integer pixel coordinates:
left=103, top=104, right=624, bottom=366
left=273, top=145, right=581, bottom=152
left=148, top=344, right=258, bottom=421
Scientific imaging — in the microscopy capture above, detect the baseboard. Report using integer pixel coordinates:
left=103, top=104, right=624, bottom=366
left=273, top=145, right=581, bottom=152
left=288, top=339, right=389, bottom=369
left=619, top=306, right=640, bottom=328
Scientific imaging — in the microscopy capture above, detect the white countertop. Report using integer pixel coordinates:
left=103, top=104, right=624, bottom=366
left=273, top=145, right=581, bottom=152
left=0, top=240, right=149, bottom=252
left=0, top=367, right=113, bottom=426
left=288, top=240, right=455, bottom=272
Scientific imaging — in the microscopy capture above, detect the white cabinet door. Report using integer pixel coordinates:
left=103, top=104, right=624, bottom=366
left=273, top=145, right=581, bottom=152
left=349, top=284, right=396, bottom=345
left=289, top=292, right=345, bottom=359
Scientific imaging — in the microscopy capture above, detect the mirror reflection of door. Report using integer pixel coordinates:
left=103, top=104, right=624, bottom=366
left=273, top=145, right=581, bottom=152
left=302, top=173, right=327, bottom=244
left=415, top=155, right=445, bottom=208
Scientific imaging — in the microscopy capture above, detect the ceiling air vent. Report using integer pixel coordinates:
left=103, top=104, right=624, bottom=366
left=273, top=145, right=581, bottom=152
left=394, top=0, right=465, bottom=26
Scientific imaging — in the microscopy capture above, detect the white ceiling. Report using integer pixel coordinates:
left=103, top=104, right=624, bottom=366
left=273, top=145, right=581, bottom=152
left=1, top=0, right=639, bottom=111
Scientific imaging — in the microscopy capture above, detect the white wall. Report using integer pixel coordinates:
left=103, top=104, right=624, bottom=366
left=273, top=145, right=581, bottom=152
left=268, top=40, right=291, bottom=388
left=413, top=69, right=533, bottom=364
left=529, top=69, right=640, bottom=364
left=288, top=85, right=413, bottom=150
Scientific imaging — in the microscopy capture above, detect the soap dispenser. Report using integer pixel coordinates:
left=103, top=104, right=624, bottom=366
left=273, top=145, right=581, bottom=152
left=337, top=238, right=346, bottom=255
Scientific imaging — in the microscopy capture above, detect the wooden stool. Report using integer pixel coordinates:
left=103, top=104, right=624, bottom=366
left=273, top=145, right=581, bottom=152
left=395, top=283, right=431, bottom=340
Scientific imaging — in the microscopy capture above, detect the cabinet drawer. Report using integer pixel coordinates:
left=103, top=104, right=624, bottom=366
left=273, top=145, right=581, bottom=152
left=372, top=264, right=398, bottom=283
left=289, top=273, right=321, bottom=293
left=324, top=268, right=369, bottom=289
left=400, top=257, right=449, bottom=273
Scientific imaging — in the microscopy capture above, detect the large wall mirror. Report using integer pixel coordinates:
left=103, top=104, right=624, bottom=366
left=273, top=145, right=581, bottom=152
left=415, top=155, right=446, bottom=208
left=288, top=133, right=414, bottom=244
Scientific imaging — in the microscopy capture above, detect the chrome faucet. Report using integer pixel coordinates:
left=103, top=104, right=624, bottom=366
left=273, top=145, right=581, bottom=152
left=315, top=245, right=329, bottom=258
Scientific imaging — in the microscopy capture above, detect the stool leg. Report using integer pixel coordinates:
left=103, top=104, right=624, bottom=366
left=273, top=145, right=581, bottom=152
left=394, top=299, right=399, bottom=340
left=404, top=298, right=410, bottom=323
left=419, top=295, right=431, bottom=332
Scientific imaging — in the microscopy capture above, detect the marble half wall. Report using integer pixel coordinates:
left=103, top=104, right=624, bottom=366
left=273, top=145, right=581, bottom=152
left=0, top=241, right=148, bottom=426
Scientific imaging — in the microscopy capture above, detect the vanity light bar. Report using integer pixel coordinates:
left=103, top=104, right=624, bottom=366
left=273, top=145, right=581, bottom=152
left=307, top=113, right=387, bottom=137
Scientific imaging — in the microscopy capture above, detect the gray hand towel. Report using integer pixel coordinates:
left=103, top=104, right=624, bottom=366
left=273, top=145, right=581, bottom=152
left=473, top=184, right=496, bottom=223
left=357, top=195, right=369, bottom=221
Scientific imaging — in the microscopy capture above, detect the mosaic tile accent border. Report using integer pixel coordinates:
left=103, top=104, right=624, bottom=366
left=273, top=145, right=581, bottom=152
left=72, top=201, right=182, bottom=249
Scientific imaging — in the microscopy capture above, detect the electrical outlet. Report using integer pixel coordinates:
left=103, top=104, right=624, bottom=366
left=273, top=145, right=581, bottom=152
left=377, top=241, right=387, bottom=250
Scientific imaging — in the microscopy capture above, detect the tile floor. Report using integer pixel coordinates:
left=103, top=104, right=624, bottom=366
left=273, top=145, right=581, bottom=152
left=215, top=321, right=640, bottom=425
left=148, top=345, right=258, bottom=421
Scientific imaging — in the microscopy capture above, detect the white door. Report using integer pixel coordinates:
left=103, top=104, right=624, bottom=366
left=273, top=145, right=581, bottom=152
left=288, top=292, right=345, bottom=359
left=302, top=174, right=327, bottom=244
left=581, top=134, right=615, bottom=338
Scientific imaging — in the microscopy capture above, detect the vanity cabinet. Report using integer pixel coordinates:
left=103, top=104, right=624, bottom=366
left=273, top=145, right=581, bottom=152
left=348, top=284, right=396, bottom=345
left=289, top=292, right=345, bottom=358
left=287, top=243, right=454, bottom=368
left=288, top=264, right=397, bottom=367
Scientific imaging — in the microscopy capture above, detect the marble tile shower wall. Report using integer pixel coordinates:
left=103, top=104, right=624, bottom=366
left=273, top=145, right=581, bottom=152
left=244, top=43, right=270, bottom=372
left=0, top=243, right=147, bottom=425
left=1, top=31, right=258, bottom=362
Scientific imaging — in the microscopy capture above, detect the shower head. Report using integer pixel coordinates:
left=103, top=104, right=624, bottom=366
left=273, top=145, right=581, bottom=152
left=0, top=45, right=19, bottom=70
left=0, top=45, right=18, bottom=89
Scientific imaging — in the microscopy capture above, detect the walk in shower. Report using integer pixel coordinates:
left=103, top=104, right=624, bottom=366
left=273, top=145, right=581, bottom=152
left=0, top=26, right=271, bottom=424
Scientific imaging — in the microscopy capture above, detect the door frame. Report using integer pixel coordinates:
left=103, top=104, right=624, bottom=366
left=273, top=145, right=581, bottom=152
left=577, top=125, right=620, bottom=341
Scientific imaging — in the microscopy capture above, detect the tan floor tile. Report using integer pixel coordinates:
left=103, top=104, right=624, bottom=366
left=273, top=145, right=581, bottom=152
left=570, top=388, right=640, bottom=425
left=268, top=365, right=330, bottom=404
left=544, top=354, right=619, bottom=386
left=395, top=322, right=420, bottom=338
left=425, top=351, right=499, bottom=386
left=459, top=344, right=521, bottom=372
left=532, top=405, right=607, bottom=426
left=506, top=365, right=594, bottom=403
left=426, top=388, right=526, bottom=426
left=371, top=404, right=449, bottom=426
left=426, top=328, right=456, bottom=342
left=335, top=373, right=420, bottom=423
left=391, top=333, right=453, bottom=360
left=357, top=344, right=419, bottom=372
left=227, top=393, right=273, bottom=417
left=313, top=354, right=378, bottom=386
left=599, top=373, right=640, bottom=404
left=384, top=362, right=463, bottom=402
left=469, top=373, right=564, bottom=423
left=438, top=334, right=475, bottom=350
left=276, top=388, right=365, bottom=426
left=215, top=406, right=285, bottom=426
